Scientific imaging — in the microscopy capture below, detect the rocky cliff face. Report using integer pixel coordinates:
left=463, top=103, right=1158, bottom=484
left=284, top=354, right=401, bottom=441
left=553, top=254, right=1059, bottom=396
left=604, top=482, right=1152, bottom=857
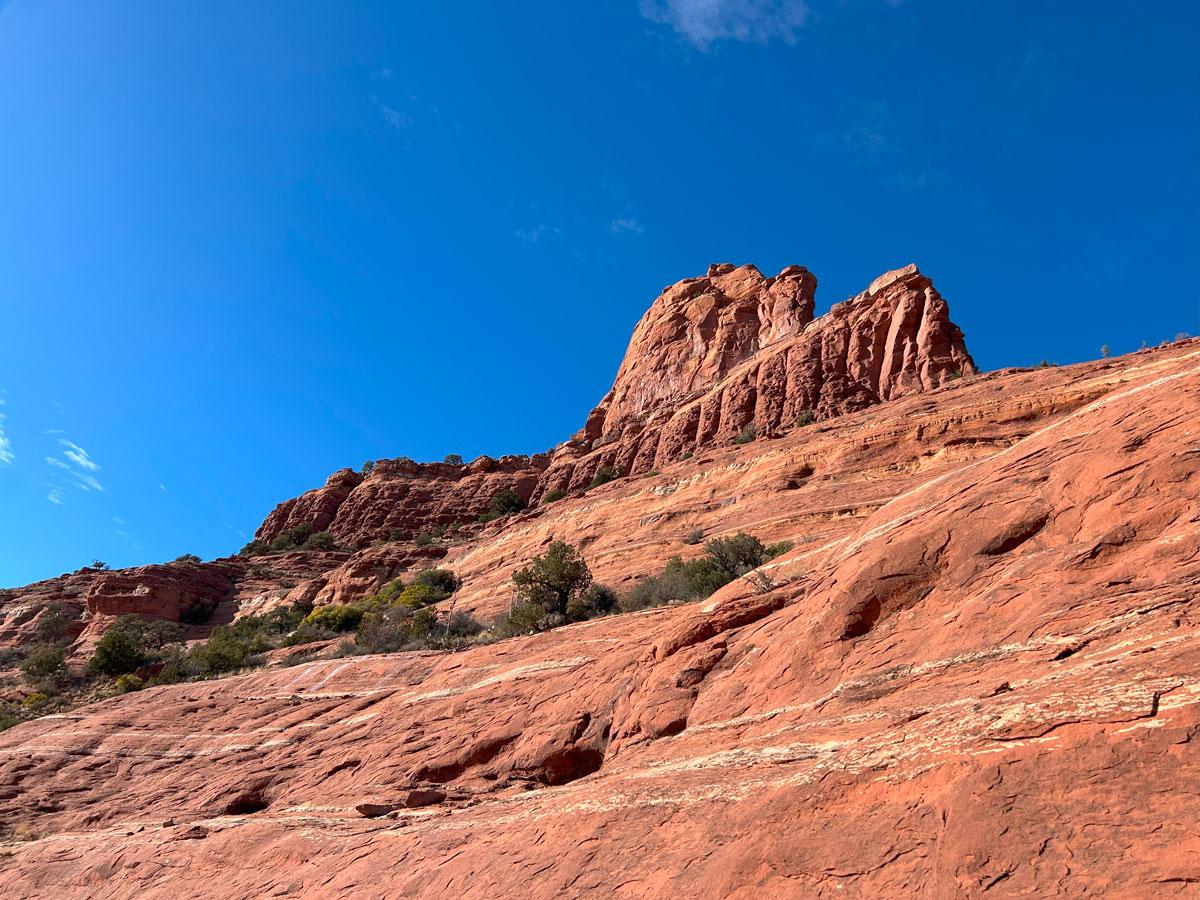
left=255, top=454, right=550, bottom=548
left=252, top=262, right=975, bottom=547
left=1, top=339, right=1196, bottom=898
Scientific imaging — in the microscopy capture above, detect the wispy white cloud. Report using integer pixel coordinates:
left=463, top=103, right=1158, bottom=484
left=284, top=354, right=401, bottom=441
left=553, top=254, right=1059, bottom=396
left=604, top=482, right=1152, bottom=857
left=513, top=224, right=561, bottom=244
left=45, top=456, right=70, bottom=469
left=59, top=439, right=99, bottom=471
left=370, top=94, right=413, bottom=129
left=377, top=67, right=394, bottom=81
left=0, top=413, right=11, bottom=465
left=113, top=516, right=125, bottom=525
left=159, top=484, right=168, bottom=492
left=46, top=487, right=64, bottom=505
left=73, top=473, right=104, bottom=492
left=610, top=217, right=645, bottom=235
left=640, top=0, right=810, bottom=49
left=44, top=428, right=64, bottom=434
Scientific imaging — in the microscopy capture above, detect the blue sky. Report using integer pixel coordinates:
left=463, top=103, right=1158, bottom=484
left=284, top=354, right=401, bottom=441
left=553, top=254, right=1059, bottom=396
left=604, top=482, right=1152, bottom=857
left=1, top=0, right=1196, bottom=586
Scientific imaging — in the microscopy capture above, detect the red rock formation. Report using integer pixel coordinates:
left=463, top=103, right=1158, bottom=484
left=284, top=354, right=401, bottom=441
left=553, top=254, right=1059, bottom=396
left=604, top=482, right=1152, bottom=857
left=251, top=263, right=973, bottom=544
left=0, top=341, right=1195, bottom=898
left=536, top=262, right=975, bottom=497
left=256, top=454, right=549, bottom=549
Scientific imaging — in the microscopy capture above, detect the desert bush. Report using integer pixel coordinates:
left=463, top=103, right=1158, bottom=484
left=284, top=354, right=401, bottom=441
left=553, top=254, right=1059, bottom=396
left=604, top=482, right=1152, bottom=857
left=541, top=488, right=567, bottom=504
left=443, top=453, right=464, bottom=465
left=361, top=460, right=376, bottom=475
left=413, top=568, right=461, bottom=598
left=796, top=410, right=815, bottom=427
left=20, top=645, right=66, bottom=687
left=0, top=648, right=25, bottom=668
left=478, top=488, right=527, bottom=523
left=240, top=540, right=269, bottom=557
left=173, top=553, right=202, bottom=564
left=301, top=530, right=337, bottom=551
left=683, top=528, right=705, bottom=545
left=88, top=616, right=185, bottom=676
left=21, top=693, right=49, bottom=710
left=115, top=673, right=145, bottom=693
left=511, top=541, right=592, bottom=620
left=355, top=605, right=416, bottom=653
left=619, top=531, right=773, bottom=612
left=733, top=423, right=757, bottom=444
left=766, top=540, right=793, bottom=559
left=414, top=532, right=435, bottom=547
left=704, top=532, right=767, bottom=577
left=586, top=465, right=624, bottom=490
left=619, top=563, right=695, bottom=612
left=566, top=584, right=618, bottom=622
left=35, top=601, right=76, bottom=645
left=269, top=523, right=315, bottom=553
left=298, top=604, right=364, bottom=634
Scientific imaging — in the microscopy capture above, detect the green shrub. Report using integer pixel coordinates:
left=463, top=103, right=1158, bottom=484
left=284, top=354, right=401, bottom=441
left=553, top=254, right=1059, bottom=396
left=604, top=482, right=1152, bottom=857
left=35, top=601, right=76, bottom=645
left=542, top=488, right=567, bottom=505
left=489, top=489, right=527, bottom=516
left=586, top=465, right=624, bottom=490
left=413, top=568, right=461, bottom=598
left=388, top=528, right=407, bottom=542
left=301, top=530, right=337, bottom=551
left=796, top=410, right=815, bottom=427
left=269, top=523, right=315, bottom=553
left=511, top=541, right=592, bottom=621
left=490, top=601, right=556, bottom=637
left=239, top=539, right=269, bottom=557
left=733, top=423, right=757, bottom=444
left=704, top=532, right=768, bottom=577
left=88, top=616, right=185, bottom=676
left=566, top=584, right=618, bottom=622
left=115, top=673, right=145, bottom=693
left=443, top=453, right=464, bottom=465
left=361, top=460, right=376, bottom=475
left=681, top=451, right=693, bottom=460
left=20, top=645, right=66, bottom=686
left=414, top=532, right=435, bottom=547
left=21, top=693, right=49, bottom=710
left=299, top=604, right=364, bottom=634
left=173, top=553, right=202, bottom=563
left=683, top=528, right=704, bottom=545
left=0, top=712, right=19, bottom=731
left=766, top=540, right=794, bottom=559
left=355, top=606, right=415, bottom=653
left=478, top=488, right=527, bottom=523
left=619, top=531, right=773, bottom=613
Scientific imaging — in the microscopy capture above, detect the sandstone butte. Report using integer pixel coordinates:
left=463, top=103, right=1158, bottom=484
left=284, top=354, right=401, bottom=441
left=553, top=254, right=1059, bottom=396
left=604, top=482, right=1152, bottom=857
left=0, top=262, right=1196, bottom=899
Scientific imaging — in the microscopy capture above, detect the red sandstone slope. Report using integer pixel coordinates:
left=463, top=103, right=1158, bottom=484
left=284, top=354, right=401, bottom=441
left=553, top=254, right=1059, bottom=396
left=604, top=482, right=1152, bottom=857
left=0, top=341, right=1196, bottom=898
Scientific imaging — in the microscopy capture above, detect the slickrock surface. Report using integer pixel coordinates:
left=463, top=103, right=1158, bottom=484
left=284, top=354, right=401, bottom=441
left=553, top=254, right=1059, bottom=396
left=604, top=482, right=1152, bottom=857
left=1, top=341, right=1196, bottom=898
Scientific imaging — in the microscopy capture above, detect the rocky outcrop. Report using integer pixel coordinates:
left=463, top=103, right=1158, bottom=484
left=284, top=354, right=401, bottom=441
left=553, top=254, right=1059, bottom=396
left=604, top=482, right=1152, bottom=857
left=535, top=262, right=974, bottom=497
left=1, top=341, right=1195, bottom=898
left=251, top=262, right=973, bottom=543
left=256, top=454, right=550, bottom=549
